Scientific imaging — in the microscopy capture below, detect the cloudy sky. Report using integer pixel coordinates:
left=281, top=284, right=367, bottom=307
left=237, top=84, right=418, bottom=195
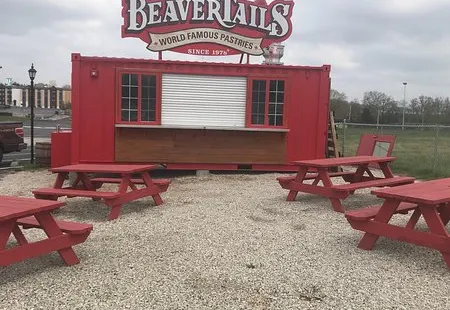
left=1, top=0, right=449, bottom=102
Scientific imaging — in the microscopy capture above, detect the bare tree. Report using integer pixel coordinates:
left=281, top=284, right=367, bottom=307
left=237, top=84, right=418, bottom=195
left=329, top=89, right=349, bottom=120
left=362, top=91, right=397, bottom=123
left=410, top=96, right=433, bottom=126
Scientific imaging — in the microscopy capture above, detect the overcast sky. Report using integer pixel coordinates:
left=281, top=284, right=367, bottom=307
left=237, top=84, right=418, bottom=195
left=1, top=0, right=449, bottom=102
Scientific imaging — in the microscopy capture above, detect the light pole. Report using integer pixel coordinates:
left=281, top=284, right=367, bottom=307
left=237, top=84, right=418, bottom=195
left=402, top=82, right=407, bottom=130
left=28, top=64, right=37, bottom=164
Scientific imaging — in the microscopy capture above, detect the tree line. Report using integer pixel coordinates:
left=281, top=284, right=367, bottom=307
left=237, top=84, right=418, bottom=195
left=330, top=89, right=450, bottom=125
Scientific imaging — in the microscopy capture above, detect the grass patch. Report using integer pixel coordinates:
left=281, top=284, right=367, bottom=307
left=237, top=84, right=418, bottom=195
left=0, top=115, right=28, bottom=122
left=337, top=125, right=450, bottom=180
left=20, top=163, right=48, bottom=172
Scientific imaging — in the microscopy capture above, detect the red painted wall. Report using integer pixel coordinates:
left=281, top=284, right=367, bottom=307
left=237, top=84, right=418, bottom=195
left=70, top=53, right=331, bottom=168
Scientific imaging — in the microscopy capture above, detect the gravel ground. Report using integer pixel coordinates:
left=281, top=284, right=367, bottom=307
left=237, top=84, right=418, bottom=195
left=0, top=170, right=449, bottom=310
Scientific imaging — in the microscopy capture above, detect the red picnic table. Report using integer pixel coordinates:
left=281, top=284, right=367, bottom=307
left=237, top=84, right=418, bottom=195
left=0, top=195, right=92, bottom=267
left=345, top=178, right=450, bottom=269
left=277, top=156, right=415, bottom=212
left=32, top=163, right=171, bottom=221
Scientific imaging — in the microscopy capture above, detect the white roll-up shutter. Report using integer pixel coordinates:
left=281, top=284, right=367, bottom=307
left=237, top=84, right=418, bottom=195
left=161, top=74, right=247, bottom=127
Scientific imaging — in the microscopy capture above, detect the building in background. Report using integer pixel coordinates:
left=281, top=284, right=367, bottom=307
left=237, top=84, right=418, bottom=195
left=0, top=86, right=12, bottom=106
left=0, top=85, right=71, bottom=109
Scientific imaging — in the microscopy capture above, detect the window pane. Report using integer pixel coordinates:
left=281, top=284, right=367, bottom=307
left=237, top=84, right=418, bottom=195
left=142, top=75, right=156, bottom=86
left=258, top=114, right=265, bottom=124
left=142, top=87, right=149, bottom=98
left=141, top=111, right=149, bottom=121
left=262, top=79, right=285, bottom=127
left=259, top=102, right=265, bottom=115
left=130, top=110, right=138, bottom=121
left=149, top=87, right=156, bottom=99
left=276, top=92, right=284, bottom=103
left=141, top=99, right=149, bottom=110
left=130, top=74, right=138, bottom=86
left=268, top=114, right=283, bottom=126
left=252, top=91, right=258, bottom=103
left=251, top=114, right=264, bottom=125
left=276, top=103, right=283, bottom=114
left=121, top=110, right=130, bottom=121
left=276, top=115, right=283, bottom=126
left=130, top=99, right=138, bottom=110
left=251, top=80, right=267, bottom=125
left=147, top=110, right=156, bottom=121
left=130, top=86, right=138, bottom=98
left=251, top=101, right=258, bottom=110
left=270, top=80, right=277, bottom=91
left=122, top=74, right=130, bottom=85
left=141, top=75, right=157, bottom=122
left=269, top=92, right=276, bottom=103
left=253, top=80, right=266, bottom=91
left=258, top=92, right=266, bottom=103
left=122, top=86, right=129, bottom=98
left=269, top=104, right=276, bottom=114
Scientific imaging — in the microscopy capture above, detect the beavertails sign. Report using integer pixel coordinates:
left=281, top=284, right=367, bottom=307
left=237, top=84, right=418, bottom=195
left=121, top=0, right=295, bottom=56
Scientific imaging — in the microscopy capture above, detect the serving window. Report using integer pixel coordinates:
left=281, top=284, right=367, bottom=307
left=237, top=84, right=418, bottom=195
left=116, top=72, right=287, bottom=130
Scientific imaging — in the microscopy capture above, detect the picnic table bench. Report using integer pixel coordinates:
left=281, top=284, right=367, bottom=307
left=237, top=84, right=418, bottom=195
left=33, top=163, right=171, bottom=221
left=278, top=156, right=415, bottom=212
left=345, top=178, right=450, bottom=269
left=0, top=195, right=92, bottom=267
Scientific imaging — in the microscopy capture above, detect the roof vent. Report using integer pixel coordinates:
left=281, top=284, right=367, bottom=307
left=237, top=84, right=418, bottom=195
left=262, top=43, right=285, bottom=65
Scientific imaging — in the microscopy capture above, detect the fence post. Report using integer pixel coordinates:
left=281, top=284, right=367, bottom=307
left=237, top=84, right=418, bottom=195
left=433, top=124, right=439, bottom=174
left=376, top=110, right=380, bottom=130
left=341, top=119, right=346, bottom=156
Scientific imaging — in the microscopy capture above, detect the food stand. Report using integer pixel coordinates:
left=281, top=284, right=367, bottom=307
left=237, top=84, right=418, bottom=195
left=52, top=0, right=331, bottom=172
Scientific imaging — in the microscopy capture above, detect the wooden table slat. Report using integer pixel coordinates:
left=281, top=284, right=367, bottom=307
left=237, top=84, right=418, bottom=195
left=0, top=196, right=64, bottom=221
left=372, top=178, right=450, bottom=204
left=50, top=164, right=159, bottom=174
left=291, top=156, right=396, bottom=168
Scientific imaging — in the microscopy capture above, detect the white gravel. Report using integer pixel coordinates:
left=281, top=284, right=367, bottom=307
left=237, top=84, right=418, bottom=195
left=0, top=169, right=449, bottom=310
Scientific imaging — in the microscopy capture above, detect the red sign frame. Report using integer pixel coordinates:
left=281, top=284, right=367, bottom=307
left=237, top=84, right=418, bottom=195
left=121, top=0, right=295, bottom=56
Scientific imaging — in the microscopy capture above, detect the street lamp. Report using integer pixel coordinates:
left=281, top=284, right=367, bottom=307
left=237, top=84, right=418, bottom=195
left=402, top=82, right=407, bottom=130
left=28, top=64, right=37, bottom=164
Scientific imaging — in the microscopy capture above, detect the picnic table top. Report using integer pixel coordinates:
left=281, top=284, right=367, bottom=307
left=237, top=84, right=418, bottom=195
left=291, top=156, right=397, bottom=168
left=50, top=163, right=160, bottom=174
left=372, top=178, right=450, bottom=205
left=0, top=195, right=65, bottom=221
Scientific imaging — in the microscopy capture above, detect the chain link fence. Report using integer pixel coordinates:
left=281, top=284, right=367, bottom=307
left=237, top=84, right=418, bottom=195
left=336, top=122, right=450, bottom=179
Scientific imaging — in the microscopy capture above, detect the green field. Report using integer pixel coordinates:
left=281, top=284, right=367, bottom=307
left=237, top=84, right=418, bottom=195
left=337, top=125, right=450, bottom=180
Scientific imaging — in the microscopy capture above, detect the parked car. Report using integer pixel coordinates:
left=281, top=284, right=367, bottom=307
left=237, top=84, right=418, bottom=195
left=0, top=121, right=27, bottom=162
